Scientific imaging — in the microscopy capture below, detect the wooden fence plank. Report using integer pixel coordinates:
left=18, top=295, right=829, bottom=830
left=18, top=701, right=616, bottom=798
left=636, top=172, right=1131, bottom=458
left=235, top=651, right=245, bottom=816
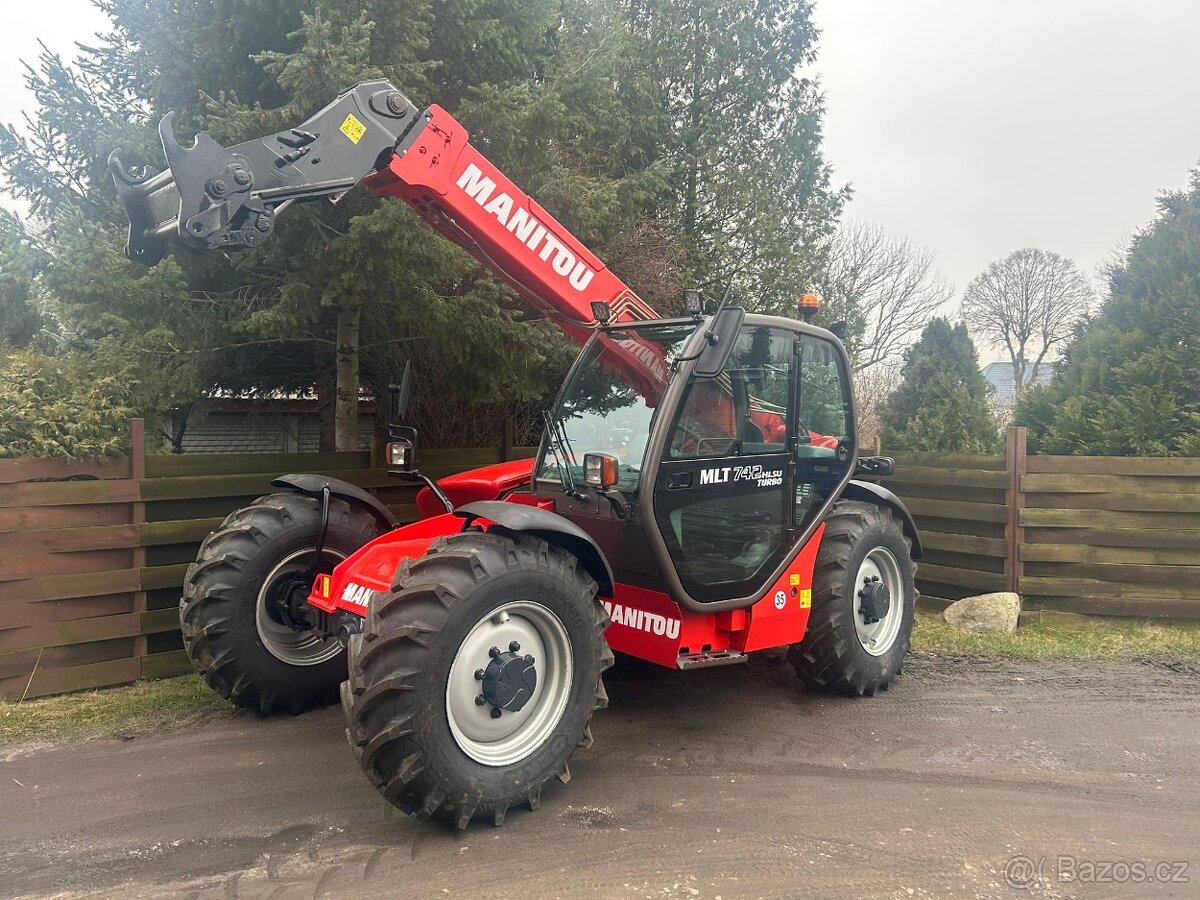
left=0, top=568, right=140, bottom=605
left=0, top=523, right=139, bottom=556
left=0, top=612, right=142, bottom=653
left=141, top=563, right=191, bottom=592
left=916, top=563, right=1007, bottom=590
left=1026, top=456, right=1200, bottom=476
left=0, top=478, right=139, bottom=509
left=140, top=650, right=191, bottom=679
left=1020, top=508, right=1200, bottom=529
left=145, top=450, right=370, bottom=478
left=889, top=452, right=1007, bottom=470
left=884, top=466, right=1008, bottom=489
left=919, top=531, right=1009, bottom=558
left=0, top=503, right=132, bottom=533
left=21, top=657, right=141, bottom=699
left=903, top=498, right=1009, bottom=523
left=0, top=549, right=133, bottom=583
left=1023, top=473, right=1200, bottom=494
left=141, top=518, right=226, bottom=547
left=1019, top=575, right=1199, bottom=601
left=1025, top=492, right=1200, bottom=513
left=1022, top=526, right=1200, bottom=550
left=1022, top=543, right=1200, bottom=566
left=0, top=456, right=130, bottom=484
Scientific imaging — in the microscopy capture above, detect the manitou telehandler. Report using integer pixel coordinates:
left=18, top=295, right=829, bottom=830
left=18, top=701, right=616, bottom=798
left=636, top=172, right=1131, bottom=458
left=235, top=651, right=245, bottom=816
left=111, top=80, right=922, bottom=829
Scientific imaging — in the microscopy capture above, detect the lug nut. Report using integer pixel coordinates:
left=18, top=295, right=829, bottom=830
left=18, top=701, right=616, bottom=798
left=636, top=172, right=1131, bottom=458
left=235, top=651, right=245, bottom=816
left=474, top=668, right=485, bottom=680
left=475, top=694, right=486, bottom=706
left=489, top=646, right=501, bottom=659
left=509, top=641, right=520, bottom=652
left=490, top=707, right=502, bottom=719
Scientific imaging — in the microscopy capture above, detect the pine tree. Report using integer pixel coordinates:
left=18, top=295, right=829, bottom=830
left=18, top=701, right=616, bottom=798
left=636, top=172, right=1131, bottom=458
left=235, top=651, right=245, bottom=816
left=880, top=318, right=1002, bottom=453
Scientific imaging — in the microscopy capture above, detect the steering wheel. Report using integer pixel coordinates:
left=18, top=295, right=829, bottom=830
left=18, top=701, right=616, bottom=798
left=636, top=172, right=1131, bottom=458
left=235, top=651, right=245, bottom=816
left=673, top=423, right=735, bottom=457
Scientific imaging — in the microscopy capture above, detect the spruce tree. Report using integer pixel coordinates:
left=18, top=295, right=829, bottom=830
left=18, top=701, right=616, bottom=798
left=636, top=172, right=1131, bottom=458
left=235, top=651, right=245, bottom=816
left=1016, top=167, right=1200, bottom=456
left=880, top=318, right=1002, bottom=453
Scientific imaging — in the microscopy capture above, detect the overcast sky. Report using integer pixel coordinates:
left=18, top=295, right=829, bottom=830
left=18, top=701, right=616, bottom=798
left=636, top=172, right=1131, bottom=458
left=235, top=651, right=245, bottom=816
left=4, top=1, right=1200, bottom=344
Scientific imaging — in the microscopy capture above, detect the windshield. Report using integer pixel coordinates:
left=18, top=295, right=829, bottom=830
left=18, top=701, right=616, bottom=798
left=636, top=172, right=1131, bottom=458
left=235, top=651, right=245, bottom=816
left=536, top=322, right=697, bottom=492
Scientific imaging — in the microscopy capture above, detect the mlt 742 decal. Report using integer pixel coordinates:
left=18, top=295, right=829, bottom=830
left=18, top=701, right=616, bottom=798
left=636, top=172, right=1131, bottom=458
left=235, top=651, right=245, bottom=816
left=699, top=464, right=784, bottom=488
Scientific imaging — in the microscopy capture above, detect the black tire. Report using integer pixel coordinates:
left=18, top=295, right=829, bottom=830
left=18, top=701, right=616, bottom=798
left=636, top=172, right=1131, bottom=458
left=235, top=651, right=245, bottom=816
left=342, top=529, right=612, bottom=830
left=181, top=492, right=380, bottom=714
left=788, top=500, right=917, bottom=697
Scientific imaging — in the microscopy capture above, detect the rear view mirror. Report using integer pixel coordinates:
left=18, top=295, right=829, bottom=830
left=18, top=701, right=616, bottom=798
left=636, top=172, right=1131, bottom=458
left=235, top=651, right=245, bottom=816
left=694, top=306, right=745, bottom=378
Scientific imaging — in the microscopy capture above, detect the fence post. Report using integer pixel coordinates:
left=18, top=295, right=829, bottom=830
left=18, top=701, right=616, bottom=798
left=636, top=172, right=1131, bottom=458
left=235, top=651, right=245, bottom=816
left=1004, top=425, right=1027, bottom=593
left=130, top=418, right=149, bottom=664
left=502, top=417, right=516, bottom=462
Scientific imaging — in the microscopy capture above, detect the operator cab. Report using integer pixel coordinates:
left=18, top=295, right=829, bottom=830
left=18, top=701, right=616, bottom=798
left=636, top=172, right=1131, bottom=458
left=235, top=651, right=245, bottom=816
left=535, top=302, right=856, bottom=612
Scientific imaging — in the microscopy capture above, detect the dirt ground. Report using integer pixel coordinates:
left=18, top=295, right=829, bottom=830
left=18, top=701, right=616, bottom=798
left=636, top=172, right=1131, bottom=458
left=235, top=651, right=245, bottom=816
left=2, top=652, right=1197, bottom=899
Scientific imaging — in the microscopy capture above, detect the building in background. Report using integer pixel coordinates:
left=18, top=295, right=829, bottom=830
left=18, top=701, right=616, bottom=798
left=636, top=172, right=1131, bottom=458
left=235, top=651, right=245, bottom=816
left=982, top=361, right=1053, bottom=416
left=163, top=393, right=377, bottom=454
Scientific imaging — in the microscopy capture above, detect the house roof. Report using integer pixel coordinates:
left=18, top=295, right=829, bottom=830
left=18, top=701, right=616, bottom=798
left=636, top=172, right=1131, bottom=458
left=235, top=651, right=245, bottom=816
left=982, top=361, right=1053, bottom=402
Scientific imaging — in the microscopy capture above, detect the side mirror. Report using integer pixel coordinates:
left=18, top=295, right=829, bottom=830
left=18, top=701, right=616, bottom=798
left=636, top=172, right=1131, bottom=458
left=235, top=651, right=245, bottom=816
left=386, top=425, right=418, bottom=472
left=693, top=306, right=746, bottom=378
left=583, top=452, right=619, bottom=489
left=388, top=359, right=413, bottom=423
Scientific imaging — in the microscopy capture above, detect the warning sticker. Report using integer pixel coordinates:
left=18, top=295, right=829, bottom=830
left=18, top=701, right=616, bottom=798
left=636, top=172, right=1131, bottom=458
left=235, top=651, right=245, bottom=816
left=340, top=113, right=367, bottom=144
left=789, top=573, right=801, bottom=587
left=799, top=589, right=812, bottom=609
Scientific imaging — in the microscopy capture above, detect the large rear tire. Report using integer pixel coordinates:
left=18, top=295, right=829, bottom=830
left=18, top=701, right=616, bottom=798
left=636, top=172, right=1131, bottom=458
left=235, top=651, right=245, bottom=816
left=788, top=500, right=916, bottom=697
left=181, top=492, right=380, bottom=714
left=342, top=529, right=612, bottom=829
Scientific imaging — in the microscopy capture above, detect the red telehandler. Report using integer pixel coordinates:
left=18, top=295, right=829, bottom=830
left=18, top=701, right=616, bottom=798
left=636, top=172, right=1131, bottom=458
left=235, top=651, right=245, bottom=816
left=111, top=80, right=921, bottom=829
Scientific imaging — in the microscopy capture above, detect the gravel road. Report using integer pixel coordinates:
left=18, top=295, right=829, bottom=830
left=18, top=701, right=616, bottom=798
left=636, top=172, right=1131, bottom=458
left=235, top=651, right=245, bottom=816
left=2, top=652, right=1197, bottom=899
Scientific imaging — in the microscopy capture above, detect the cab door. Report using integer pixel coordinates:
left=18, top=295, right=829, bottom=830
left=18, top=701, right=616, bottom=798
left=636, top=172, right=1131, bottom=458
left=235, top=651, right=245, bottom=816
left=652, top=324, right=796, bottom=603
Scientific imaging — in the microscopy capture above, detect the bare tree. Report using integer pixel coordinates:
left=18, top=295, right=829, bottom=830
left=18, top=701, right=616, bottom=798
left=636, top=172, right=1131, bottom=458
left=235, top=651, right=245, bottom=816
left=818, top=222, right=953, bottom=371
left=962, top=248, right=1094, bottom=400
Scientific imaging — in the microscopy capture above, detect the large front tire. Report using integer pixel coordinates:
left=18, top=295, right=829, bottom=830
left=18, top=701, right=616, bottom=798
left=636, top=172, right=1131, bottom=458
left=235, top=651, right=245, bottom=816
left=342, top=529, right=612, bottom=829
left=181, top=492, right=380, bottom=714
left=788, top=500, right=916, bottom=697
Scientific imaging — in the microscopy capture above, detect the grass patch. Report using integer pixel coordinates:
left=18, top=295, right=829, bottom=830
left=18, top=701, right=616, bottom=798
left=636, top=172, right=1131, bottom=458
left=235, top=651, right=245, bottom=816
left=913, top=610, right=1200, bottom=661
left=0, top=675, right=240, bottom=747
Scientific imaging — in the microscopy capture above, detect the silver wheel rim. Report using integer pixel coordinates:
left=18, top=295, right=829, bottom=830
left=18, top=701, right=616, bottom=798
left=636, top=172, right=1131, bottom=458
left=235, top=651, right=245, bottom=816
left=254, top=548, right=346, bottom=666
left=853, top=547, right=904, bottom=657
left=446, top=601, right=573, bottom=767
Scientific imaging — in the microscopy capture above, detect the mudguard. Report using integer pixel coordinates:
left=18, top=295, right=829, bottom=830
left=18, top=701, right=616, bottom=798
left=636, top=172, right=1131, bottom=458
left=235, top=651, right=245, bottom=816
left=271, top=474, right=399, bottom=531
left=455, top=500, right=615, bottom=597
left=841, top=480, right=924, bottom=559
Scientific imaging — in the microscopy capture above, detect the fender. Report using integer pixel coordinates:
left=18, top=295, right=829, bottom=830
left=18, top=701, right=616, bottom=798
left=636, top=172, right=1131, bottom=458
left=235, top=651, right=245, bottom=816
left=841, top=480, right=924, bottom=559
left=271, top=474, right=399, bottom=531
left=455, top=500, right=615, bottom=597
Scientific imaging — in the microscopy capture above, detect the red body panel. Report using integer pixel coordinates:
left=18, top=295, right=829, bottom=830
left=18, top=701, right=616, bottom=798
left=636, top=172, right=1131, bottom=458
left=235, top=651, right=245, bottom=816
left=311, top=498, right=825, bottom=666
left=415, top=458, right=535, bottom=518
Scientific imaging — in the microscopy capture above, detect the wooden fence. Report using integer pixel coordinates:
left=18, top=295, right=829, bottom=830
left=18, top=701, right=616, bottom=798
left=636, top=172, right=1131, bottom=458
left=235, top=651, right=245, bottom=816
left=0, top=420, right=533, bottom=699
left=4, top=422, right=1199, bottom=699
left=887, top=426, right=1200, bottom=618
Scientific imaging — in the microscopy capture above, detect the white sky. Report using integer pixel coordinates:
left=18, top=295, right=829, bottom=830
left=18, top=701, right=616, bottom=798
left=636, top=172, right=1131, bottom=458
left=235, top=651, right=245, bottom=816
left=4, top=1, right=1200, bottom=352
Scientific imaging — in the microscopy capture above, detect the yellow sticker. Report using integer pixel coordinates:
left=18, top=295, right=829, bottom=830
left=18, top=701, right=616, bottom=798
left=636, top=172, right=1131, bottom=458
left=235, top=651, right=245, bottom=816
left=799, top=589, right=812, bottom=609
left=340, top=113, right=367, bottom=144
left=789, top=574, right=801, bottom=587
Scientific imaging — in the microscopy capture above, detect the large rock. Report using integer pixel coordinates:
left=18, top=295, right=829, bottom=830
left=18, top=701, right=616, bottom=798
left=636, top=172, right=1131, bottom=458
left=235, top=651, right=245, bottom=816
left=942, top=592, right=1021, bottom=634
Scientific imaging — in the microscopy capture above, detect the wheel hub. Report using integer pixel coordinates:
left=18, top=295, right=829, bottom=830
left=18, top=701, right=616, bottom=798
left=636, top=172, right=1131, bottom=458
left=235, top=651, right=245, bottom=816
left=477, top=642, right=537, bottom=713
left=858, top=575, right=891, bottom=625
left=265, top=575, right=316, bottom=631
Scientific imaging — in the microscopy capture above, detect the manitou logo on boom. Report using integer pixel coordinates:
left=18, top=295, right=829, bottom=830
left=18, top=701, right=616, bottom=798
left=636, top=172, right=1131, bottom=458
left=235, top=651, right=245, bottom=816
left=601, top=601, right=681, bottom=640
left=457, top=163, right=596, bottom=293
